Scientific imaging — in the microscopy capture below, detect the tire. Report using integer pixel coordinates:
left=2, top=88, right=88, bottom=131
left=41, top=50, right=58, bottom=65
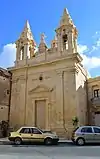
left=14, top=137, right=22, bottom=145
left=44, top=138, right=53, bottom=145
left=76, top=138, right=85, bottom=146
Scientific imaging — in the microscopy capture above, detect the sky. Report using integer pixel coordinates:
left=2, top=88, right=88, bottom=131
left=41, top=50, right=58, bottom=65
left=0, top=0, right=100, bottom=77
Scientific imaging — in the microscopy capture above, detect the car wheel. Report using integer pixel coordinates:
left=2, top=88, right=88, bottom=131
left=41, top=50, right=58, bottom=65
left=14, top=137, right=22, bottom=145
left=44, top=138, right=53, bottom=145
left=76, top=138, right=85, bottom=146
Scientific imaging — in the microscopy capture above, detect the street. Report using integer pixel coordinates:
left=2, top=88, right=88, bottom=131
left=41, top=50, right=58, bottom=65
left=0, top=143, right=100, bottom=158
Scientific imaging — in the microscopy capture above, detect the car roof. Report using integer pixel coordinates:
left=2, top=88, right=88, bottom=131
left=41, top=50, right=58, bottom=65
left=79, top=126, right=100, bottom=129
left=19, top=126, right=40, bottom=129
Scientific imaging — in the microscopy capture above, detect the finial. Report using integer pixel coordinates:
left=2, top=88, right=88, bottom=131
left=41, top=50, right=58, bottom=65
left=63, top=8, right=69, bottom=16
left=24, top=20, right=31, bottom=30
left=60, top=8, right=73, bottom=26
left=40, top=33, right=46, bottom=43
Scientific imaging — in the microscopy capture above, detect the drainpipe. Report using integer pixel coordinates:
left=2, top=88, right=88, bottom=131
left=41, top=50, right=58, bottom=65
left=8, top=71, right=12, bottom=125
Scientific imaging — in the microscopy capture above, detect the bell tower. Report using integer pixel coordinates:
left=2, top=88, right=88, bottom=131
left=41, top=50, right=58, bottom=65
left=55, top=8, right=78, bottom=54
left=15, top=20, right=36, bottom=66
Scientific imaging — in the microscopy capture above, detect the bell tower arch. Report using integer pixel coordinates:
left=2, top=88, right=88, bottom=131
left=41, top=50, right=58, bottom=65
left=15, top=20, right=36, bottom=66
left=55, top=8, right=78, bottom=54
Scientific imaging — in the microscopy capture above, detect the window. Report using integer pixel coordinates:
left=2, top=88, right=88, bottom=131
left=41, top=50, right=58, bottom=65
left=93, top=127, right=100, bottom=133
left=20, top=46, right=24, bottom=60
left=81, top=127, right=93, bottom=133
left=19, top=128, right=31, bottom=134
left=63, top=34, right=68, bottom=50
left=94, top=89, right=99, bottom=98
left=32, top=128, right=42, bottom=134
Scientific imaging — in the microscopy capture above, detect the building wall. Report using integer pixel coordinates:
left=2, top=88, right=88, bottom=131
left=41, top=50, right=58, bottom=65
left=0, top=68, right=11, bottom=121
left=9, top=53, right=88, bottom=138
left=75, top=65, right=88, bottom=126
left=87, top=77, right=100, bottom=125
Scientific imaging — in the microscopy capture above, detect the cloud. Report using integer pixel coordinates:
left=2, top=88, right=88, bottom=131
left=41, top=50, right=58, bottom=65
left=78, top=43, right=100, bottom=70
left=81, top=53, right=100, bottom=70
left=77, top=44, right=89, bottom=54
left=0, top=43, right=16, bottom=68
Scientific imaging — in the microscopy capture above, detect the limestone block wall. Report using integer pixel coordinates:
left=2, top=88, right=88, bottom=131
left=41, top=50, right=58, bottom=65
left=0, top=68, right=11, bottom=122
left=10, top=70, right=26, bottom=129
left=75, top=65, right=88, bottom=126
left=87, top=76, right=100, bottom=124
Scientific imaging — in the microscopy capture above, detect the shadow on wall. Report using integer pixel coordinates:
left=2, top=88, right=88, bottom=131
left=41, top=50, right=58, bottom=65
left=76, top=82, right=88, bottom=126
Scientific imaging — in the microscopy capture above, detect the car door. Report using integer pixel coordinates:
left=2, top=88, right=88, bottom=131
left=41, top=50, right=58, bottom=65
left=93, top=127, right=100, bottom=143
left=80, top=127, right=94, bottom=143
left=31, top=128, right=44, bottom=143
left=19, top=128, right=32, bottom=142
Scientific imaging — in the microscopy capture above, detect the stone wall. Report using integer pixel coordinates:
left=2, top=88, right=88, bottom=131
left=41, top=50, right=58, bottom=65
left=0, top=68, right=11, bottom=122
left=87, top=76, right=100, bottom=125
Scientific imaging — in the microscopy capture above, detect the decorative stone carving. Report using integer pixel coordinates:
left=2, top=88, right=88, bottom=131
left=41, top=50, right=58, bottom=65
left=28, top=84, right=53, bottom=94
left=38, top=33, right=47, bottom=53
left=32, top=78, right=38, bottom=82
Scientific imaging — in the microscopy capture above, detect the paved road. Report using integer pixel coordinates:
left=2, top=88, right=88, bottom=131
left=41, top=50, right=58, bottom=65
left=0, top=143, right=100, bottom=158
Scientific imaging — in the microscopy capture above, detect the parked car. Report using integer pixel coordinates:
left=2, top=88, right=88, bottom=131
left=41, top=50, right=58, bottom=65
left=71, top=126, right=100, bottom=146
left=8, top=126, right=59, bottom=145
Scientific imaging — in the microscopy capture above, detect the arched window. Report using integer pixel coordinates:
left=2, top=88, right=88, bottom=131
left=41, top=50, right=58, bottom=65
left=20, top=46, right=24, bottom=60
left=62, top=34, right=68, bottom=50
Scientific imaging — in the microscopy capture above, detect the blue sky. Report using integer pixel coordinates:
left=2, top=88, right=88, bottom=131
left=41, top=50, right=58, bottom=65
left=0, top=0, right=100, bottom=77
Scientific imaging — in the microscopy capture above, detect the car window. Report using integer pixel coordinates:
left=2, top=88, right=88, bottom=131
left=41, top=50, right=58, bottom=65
left=32, top=128, right=42, bottom=134
left=81, top=127, right=93, bottom=133
left=19, top=128, right=31, bottom=134
left=93, top=127, right=100, bottom=133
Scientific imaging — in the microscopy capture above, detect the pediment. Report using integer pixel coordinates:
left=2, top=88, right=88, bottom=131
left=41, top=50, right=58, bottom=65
left=29, top=84, right=52, bottom=94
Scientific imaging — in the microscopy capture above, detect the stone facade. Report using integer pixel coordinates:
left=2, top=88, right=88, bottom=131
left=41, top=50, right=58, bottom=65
left=0, top=68, right=11, bottom=121
left=8, top=8, right=90, bottom=138
left=87, top=77, right=100, bottom=126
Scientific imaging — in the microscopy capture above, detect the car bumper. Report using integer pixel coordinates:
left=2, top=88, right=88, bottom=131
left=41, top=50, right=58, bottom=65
left=71, top=137, right=76, bottom=143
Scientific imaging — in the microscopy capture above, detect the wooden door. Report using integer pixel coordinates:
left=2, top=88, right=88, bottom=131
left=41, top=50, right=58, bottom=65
left=35, top=100, right=46, bottom=130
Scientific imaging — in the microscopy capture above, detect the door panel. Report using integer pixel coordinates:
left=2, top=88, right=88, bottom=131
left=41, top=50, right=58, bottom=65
left=35, top=100, right=46, bottom=129
left=93, top=127, right=100, bottom=143
left=19, top=128, right=32, bottom=142
left=81, top=127, right=94, bottom=143
left=31, top=128, right=44, bottom=142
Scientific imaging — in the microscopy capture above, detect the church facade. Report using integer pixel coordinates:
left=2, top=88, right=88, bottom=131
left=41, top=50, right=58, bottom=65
left=7, top=8, right=100, bottom=138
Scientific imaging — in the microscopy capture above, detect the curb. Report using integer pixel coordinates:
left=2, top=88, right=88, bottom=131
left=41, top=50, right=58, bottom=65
left=0, top=139, right=72, bottom=145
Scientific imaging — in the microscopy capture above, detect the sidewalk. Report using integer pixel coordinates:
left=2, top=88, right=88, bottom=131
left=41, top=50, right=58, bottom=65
left=0, top=138, right=72, bottom=145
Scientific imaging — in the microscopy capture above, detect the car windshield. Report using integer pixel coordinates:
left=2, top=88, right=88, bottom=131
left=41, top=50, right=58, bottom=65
left=37, top=128, right=44, bottom=133
left=37, top=128, right=53, bottom=133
